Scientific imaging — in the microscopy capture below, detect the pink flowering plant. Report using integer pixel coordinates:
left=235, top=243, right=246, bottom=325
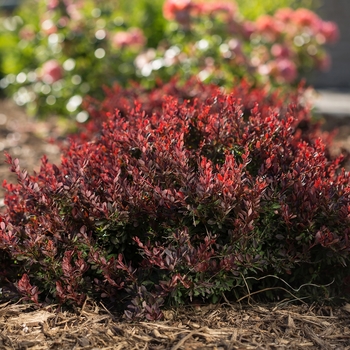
left=143, top=1, right=338, bottom=88
left=0, top=0, right=338, bottom=118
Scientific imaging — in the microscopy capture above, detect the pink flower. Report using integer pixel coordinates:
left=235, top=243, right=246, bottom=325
left=292, top=8, right=321, bottom=33
left=265, top=59, right=298, bottom=84
left=112, top=28, right=146, bottom=49
left=19, top=25, right=36, bottom=41
left=240, top=21, right=256, bottom=39
left=275, top=8, right=294, bottom=22
left=40, top=60, right=63, bottom=84
left=163, top=0, right=193, bottom=24
left=320, top=21, right=339, bottom=43
left=58, top=16, right=69, bottom=28
left=47, top=0, right=59, bottom=10
left=66, top=3, right=82, bottom=21
left=228, top=38, right=242, bottom=54
left=255, top=15, right=282, bottom=41
left=62, top=0, right=84, bottom=15
left=199, top=1, right=236, bottom=17
left=275, top=59, right=298, bottom=83
left=271, top=44, right=291, bottom=59
left=41, top=18, right=57, bottom=35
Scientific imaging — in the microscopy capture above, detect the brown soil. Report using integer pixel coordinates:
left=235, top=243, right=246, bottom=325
left=0, top=99, right=61, bottom=199
left=0, top=98, right=350, bottom=349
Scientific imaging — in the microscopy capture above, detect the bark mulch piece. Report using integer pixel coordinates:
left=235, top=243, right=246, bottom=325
left=0, top=299, right=350, bottom=349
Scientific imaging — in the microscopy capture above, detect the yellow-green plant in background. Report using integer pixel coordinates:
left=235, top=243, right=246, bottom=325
left=235, top=0, right=321, bottom=20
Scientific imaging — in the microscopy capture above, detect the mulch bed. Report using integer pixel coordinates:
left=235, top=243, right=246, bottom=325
left=1, top=98, right=350, bottom=349
left=1, top=299, right=350, bottom=349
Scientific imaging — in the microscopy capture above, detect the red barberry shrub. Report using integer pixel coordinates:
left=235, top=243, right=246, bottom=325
left=79, top=77, right=221, bottom=142
left=1, top=79, right=349, bottom=317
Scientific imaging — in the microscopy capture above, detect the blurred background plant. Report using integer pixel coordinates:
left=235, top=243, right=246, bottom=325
left=0, top=0, right=336, bottom=120
left=147, top=0, right=336, bottom=88
left=0, top=0, right=165, bottom=120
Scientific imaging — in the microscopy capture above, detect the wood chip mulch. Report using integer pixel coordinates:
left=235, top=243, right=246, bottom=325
left=1, top=298, right=350, bottom=350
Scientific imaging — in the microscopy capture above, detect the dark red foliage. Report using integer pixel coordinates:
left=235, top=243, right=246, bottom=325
left=1, top=79, right=350, bottom=317
left=16, top=274, right=40, bottom=304
left=79, top=77, right=221, bottom=143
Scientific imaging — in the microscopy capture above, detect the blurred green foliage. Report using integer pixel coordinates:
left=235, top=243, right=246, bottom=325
left=236, top=0, right=320, bottom=20
left=0, top=0, right=167, bottom=118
